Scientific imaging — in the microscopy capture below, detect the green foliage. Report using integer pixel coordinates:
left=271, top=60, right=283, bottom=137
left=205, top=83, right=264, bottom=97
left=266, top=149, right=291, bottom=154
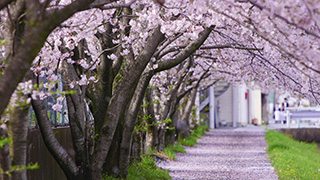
left=141, top=101, right=150, bottom=108
left=133, top=123, right=147, bottom=133
left=137, top=114, right=152, bottom=121
left=177, top=136, right=198, bottom=147
left=152, top=100, right=160, bottom=104
left=93, top=133, right=99, bottom=139
left=163, top=143, right=186, bottom=160
left=163, top=118, right=175, bottom=132
left=126, top=155, right=171, bottom=180
left=178, top=124, right=209, bottom=147
left=1, top=39, right=8, bottom=45
left=103, top=153, right=172, bottom=180
left=0, top=137, right=12, bottom=148
left=103, top=175, right=120, bottom=180
left=191, top=124, right=209, bottom=138
left=266, top=130, right=320, bottom=180
left=114, top=73, right=124, bottom=88
left=0, top=163, right=39, bottom=177
left=203, top=106, right=210, bottom=112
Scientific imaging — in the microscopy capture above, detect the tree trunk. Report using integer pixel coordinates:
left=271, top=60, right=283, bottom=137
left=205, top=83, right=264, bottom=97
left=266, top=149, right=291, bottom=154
left=62, top=59, right=89, bottom=177
left=145, top=88, right=159, bottom=150
left=180, top=88, right=198, bottom=137
left=89, top=25, right=165, bottom=180
left=9, top=95, right=30, bottom=180
left=0, top=124, right=10, bottom=180
left=93, top=23, right=114, bottom=136
left=104, top=121, right=122, bottom=177
left=165, top=111, right=178, bottom=146
left=130, top=131, right=143, bottom=162
left=118, top=71, right=153, bottom=177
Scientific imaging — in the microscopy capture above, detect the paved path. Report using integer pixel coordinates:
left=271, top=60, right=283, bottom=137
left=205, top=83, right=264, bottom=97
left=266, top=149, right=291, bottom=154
left=158, top=128, right=278, bottom=180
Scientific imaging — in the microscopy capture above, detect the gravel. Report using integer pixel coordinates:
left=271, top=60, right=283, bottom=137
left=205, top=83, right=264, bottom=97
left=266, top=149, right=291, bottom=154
left=158, top=129, right=279, bottom=180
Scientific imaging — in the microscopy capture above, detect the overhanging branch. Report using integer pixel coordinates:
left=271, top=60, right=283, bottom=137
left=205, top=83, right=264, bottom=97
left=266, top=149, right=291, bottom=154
left=155, top=25, right=215, bottom=73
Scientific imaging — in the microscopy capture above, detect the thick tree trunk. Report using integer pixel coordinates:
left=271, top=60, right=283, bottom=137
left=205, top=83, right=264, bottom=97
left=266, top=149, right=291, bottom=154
left=158, top=128, right=166, bottom=151
left=118, top=71, right=153, bottom=177
left=165, top=111, right=178, bottom=146
left=145, top=88, right=159, bottom=149
left=89, top=26, right=165, bottom=180
left=130, top=131, right=144, bottom=162
left=0, top=0, right=13, bottom=10
left=180, top=88, right=198, bottom=137
left=9, top=96, right=30, bottom=180
left=93, top=23, right=114, bottom=136
left=0, top=124, right=10, bottom=180
left=159, top=62, right=191, bottom=147
left=62, top=59, right=89, bottom=177
left=104, top=122, right=122, bottom=177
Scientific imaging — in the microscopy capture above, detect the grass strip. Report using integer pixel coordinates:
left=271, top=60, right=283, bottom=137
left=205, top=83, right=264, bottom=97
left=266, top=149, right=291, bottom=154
left=103, top=155, right=171, bottom=180
left=104, top=125, right=209, bottom=180
left=266, top=130, right=320, bottom=180
left=126, top=155, right=171, bottom=180
left=163, top=143, right=186, bottom=160
left=178, top=124, right=209, bottom=147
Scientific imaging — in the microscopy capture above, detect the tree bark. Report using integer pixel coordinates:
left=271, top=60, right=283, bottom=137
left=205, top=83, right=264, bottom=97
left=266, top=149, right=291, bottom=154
left=0, top=0, right=13, bottom=10
left=145, top=88, right=159, bottom=149
left=93, top=23, right=114, bottom=136
left=0, top=124, right=10, bottom=180
left=118, top=71, right=153, bottom=177
left=155, top=26, right=214, bottom=73
left=62, top=61, right=89, bottom=178
left=180, top=88, right=198, bottom=137
left=9, top=95, right=30, bottom=180
left=89, top=25, right=165, bottom=180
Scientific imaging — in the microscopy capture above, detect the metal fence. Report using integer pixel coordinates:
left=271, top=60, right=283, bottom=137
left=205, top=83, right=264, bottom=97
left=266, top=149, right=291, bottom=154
left=29, top=75, right=69, bottom=127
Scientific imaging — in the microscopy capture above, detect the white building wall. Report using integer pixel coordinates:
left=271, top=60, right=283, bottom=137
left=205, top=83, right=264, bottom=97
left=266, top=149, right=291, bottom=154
left=216, top=85, right=233, bottom=126
left=214, top=83, right=261, bottom=127
left=249, top=88, right=262, bottom=125
left=238, top=84, right=249, bottom=126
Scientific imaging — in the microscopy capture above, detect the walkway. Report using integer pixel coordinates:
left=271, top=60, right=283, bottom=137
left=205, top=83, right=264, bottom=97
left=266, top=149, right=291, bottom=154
left=158, top=127, right=278, bottom=180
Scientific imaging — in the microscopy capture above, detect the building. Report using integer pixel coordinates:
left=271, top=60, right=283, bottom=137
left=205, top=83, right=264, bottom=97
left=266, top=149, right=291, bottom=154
left=199, top=83, right=266, bottom=129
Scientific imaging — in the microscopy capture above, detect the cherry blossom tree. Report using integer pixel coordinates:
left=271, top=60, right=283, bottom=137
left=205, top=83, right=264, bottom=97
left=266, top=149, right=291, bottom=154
left=2, top=0, right=320, bottom=180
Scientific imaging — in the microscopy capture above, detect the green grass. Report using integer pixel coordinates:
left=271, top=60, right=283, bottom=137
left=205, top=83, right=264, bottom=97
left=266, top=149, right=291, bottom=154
left=103, top=125, right=209, bottom=180
left=126, top=155, right=171, bottom=180
left=266, top=130, right=320, bottom=180
left=178, top=124, right=209, bottom=147
left=104, top=155, right=171, bottom=180
left=163, top=143, right=186, bottom=160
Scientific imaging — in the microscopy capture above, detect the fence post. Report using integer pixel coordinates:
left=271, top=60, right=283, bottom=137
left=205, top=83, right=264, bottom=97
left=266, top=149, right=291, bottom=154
left=209, top=86, right=215, bottom=129
left=287, top=110, right=290, bottom=128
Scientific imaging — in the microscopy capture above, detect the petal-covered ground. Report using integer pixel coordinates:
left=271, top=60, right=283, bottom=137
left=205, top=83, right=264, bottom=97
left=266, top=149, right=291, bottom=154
left=158, top=128, right=278, bottom=180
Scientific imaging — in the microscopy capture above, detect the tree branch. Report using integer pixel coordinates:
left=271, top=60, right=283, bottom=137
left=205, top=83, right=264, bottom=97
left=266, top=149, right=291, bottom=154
left=0, top=0, right=13, bottom=11
left=155, top=26, right=214, bottom=73
left=32, top=99, right=79, bottom=180
left=0, top=0, right=98, bottom=117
